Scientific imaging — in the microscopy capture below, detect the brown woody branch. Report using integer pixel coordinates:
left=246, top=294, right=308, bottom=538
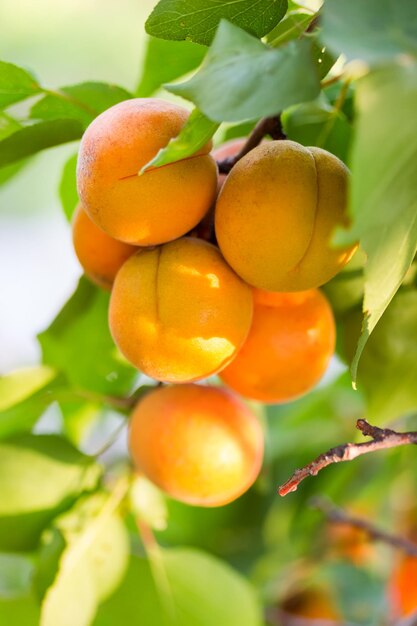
left=279, top=419, right=417, bottom=497
left=311, top=496, right=417, bottom=557
left=217, top=115, right=286, bottom=174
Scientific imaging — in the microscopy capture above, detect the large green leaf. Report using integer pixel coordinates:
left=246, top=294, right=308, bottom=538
left=31, top=82, right=132, bottom=128
left=95, top=548, right=262, bottom=626
left=167, top=21, right=320, bottom=122
left=39, top=494, right=129, bottom=626
left=141, top=108, right=218, bottom=172
left=0, top=434, right=102, bottom=551
left=321, top=0, right=417, bottom=64
left=0, top=60, right=41, bottom=108
left=145, top=0, right=288, bottom=46
left=136, top=36, right=206, bottom=96
left=343, top=290, right=417, bottom=423
left=0, top=594, right=40, bottom=625
left=38, top=278, right=138, bottom=397
left=334, top=64, right=417, bottom=381
left=58, top=153, right=78, bottom=221
left=0, top=119, right=83, bottom=168
left=0, top=366, right=64, bottom=440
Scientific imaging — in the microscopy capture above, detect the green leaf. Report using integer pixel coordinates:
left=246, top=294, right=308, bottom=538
left=136, top=36, right=206, bottom=96
left=31, top=82, right=132, bottom=129
left=282, top=98, right=353, bottom=163
left=0, top=594, right=40, bottom=625
left=0, top=434, right=102, bottom=551
left=39, top=494, right=129, bottom=626
left=0, top=112, right=30, bottom=185
left=58, top=153, right=78, bottom=220
left=95, top=548, right=262, bottom=626
left=266, top=10, right=315, bottom=46
left=145, top=0, right=288, bottom=46
left=141, top=108, right=218, bottom=172
left=0, top=366, right=63, bottom=440
left=321, top=0, right=417, bottom=64
left=0, top=553, right=34, bottom=598
left=343, top=290, right=417, bottom=423
left=38, top=278, right=138, bottom=397
left=334, top=64, right=417, bottom=381
left=167, top=21, right=320, bottom=122
left=0, top=60, right=41, bottom=108
left=0, top=119, right=83, bottom=168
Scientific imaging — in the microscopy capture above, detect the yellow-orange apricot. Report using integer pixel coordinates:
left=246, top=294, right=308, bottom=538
left=72, top=204, right=136, bottom=290
left=219, top=288, right=335, bottom=403
left=77, top=98, right=218, bottom=246
left=109, top=237, right=253, bottom=383
left=215, top=140, right=357, bottom=291
left=129, top=384, right=264, bottom=507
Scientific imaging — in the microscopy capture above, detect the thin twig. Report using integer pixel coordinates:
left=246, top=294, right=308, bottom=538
left=311, top=496, right=417, bottom=557
left=279, top=419, right=417, bottom=497
left=217, top=115, right=286, bottom=174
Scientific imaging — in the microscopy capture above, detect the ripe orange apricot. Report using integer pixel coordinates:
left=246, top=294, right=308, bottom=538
left=219, top=288, right=335, bottom=403
left=109, top=237, right=253, bottom=383
left=389, top=555, right=417, bottom=618
left=215, top=140, right=357, bottom=291
left=129, top=384, right=264, bottom=507
left=72, top=204, right=136, bottom=290
left=77, top=98, right=218, bottom=246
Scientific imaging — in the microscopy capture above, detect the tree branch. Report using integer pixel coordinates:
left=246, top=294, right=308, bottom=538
left=217, top=115, right=286, bottom=174
left=311, top=496, right=417, bottom=557
left=279, top=419, right=417, bottom=497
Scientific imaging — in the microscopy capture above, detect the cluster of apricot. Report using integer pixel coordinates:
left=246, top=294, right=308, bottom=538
left=74, top=98, right=356, bottom=507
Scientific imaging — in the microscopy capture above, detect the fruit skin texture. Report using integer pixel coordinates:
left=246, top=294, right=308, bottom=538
left=128, top=384, right=264, bottom=507
left=72, top=204, right=137, bottom=290
left=77, top=98, right=218, bottom=246
left=219, top=288, right=335, bottom=403
left=109, top=237, right=253, bottom=383
left=215, top=140, right=357, bottom=291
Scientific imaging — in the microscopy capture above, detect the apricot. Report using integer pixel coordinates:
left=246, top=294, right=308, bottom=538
left=215, top=140, right=357, bottom=291
left=109, top=237, right=253, bottom=383
left=128, top=384, right=264, bottom=507
left=72, top=204, right=136, bottom=290
left=77, top=98, right=218, bottom=245
left=389, top=555, right=417, bottom=618
left=219, top=288, right=335, bottom=403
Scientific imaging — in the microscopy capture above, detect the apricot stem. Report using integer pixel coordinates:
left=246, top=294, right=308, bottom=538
left=311, top=496, right=417, bottom=557
left=279, top=418, right=417, bottom=497
left=217, top=116, right=286, bottom=174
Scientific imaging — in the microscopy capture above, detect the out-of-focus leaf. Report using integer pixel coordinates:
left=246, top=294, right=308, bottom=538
left=60, top=400, right=101, bottom=447
left=141, top=108, right=218, bottom=172
left=0, top=112, right=31, bottom=185
left=31, top=82, right=132, bottom=128
left=129, top=475, right=168, bottom=531
left=145, top=0, right=288, bottom=46
left=167, top=21, right=320, bottom=122
left=334, top=64, right=417, bottom=381
left=58, top=153, right=78, bottom=220
left=343, top=290, right=417, bottom=423
left=0, top=366, right=64, bottom=440
left=0, top=60, right=41, bottom=108
left=282, top=97, right=352, bottom=163
left=38, top=278, right=138, bottom=397
left=0, top=553, right=34, bottom=598
left=0, top=594, right=40, bottom=625
left=95, top=548, right=262, bottom=626
left=39, top=494, right=129, bottom=626
left=136, top=36, right=206, bottom=96
left=0, top=434, right=102, bottom=551
left=0, top=119, right=83, bottom=167
left=321, top=0, right=417, bottom=64
left=322, top=249, right=365, bottom=316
